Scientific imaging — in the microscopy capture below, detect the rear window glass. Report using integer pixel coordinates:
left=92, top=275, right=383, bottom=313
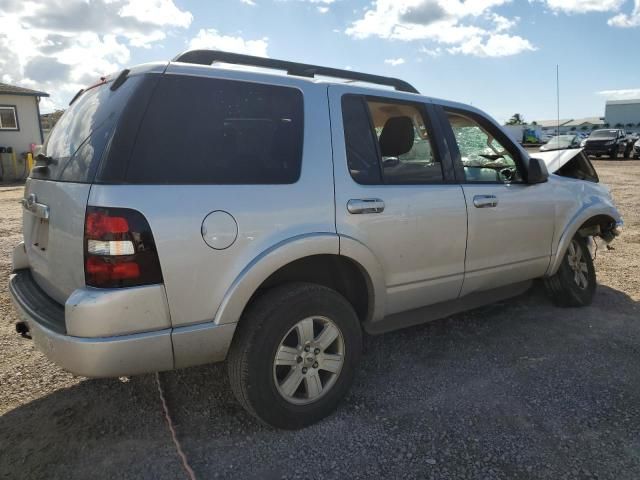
left=32, top=75, right=142, bottom=182
left=126, top=75, right=304, bottom=184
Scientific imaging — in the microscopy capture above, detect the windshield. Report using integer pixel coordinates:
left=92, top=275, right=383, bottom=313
left=31, top=75, right=142, bottom=182
left=590, top=130, right=618, bottom=139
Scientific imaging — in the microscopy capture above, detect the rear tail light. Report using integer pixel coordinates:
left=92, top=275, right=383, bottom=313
left=84, top=206, right=163, bottom=288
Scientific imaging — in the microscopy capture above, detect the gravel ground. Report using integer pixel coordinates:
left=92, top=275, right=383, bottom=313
left=1, top=161, right=639, bottom=479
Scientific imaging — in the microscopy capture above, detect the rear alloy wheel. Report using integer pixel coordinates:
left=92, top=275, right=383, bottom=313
left=545, top=235, right=596, bottom=307
left=273, top=316, right=345, bottom=405
left=228, top=283, right=362, bottom=429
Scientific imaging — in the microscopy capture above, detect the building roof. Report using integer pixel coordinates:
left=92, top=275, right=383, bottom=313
left=564, top=117, right=606, bottom=127
left=606, top=99, right=640, bottom=106
left=0, top=82, right=49, bottom=97
left=534, top=119, right=572, bottom=128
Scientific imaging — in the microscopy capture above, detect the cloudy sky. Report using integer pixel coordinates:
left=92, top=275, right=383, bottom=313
left=1, top=0, right=639, bottom=122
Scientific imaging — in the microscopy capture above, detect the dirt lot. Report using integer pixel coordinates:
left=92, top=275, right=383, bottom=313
left=1, top=161, right=639, bottom=480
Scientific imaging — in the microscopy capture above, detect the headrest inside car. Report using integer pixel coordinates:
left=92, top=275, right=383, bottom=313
left=379, top=116, right=415, bottom=157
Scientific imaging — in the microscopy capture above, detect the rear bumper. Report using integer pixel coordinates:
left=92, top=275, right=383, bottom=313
left=9, top=270, right=174, bottom=377
left=9, top=269, right=236, bottom=377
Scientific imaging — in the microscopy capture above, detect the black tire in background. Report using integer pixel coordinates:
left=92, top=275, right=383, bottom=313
left=227, top=282, right=362, bottom=429
left=544, top=235, right=596, bottom=307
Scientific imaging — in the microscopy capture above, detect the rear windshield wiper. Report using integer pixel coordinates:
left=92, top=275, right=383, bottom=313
left=32, top=154, right=56, bottom=173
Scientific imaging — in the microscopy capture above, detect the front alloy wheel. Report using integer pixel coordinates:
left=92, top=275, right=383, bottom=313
left=544, top=235, right=596, bottom=307
left=566, top=239, right=589, bottom=290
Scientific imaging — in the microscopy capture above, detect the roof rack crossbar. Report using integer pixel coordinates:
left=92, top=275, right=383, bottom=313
left=171, top=50, right=419, bottom=94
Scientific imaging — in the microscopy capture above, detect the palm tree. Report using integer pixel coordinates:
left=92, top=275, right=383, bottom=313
left=506, top=113, right=525, bottom=125
left=615, top=123, right=624, bottom=128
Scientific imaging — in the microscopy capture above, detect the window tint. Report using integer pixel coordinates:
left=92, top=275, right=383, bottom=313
left=126, top=75, right=303, bottom=184
left=342, top=94, right=443, bottom=185
left=32, top=75, right=143, bottom=182
left=445, top=111, right=523, bottom=184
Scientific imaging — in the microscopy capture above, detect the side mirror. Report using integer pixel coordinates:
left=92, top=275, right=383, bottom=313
left=527, top=157, right=549, bottom=184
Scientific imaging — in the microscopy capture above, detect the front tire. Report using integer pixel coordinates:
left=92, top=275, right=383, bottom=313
left=544, top=235, right=596, bottom=307
left=227, top=283, right=362, bottom=429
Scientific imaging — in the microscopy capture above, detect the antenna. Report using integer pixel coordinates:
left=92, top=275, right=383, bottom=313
left=556, top=64, right=560, bottom=136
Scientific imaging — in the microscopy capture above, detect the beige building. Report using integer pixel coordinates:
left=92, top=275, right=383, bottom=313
left=605, top=99, right=640, bottom=132
left=0, top=82, right=49, bottom=155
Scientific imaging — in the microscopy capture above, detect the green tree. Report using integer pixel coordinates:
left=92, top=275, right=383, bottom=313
left=506, top=113, right=525, bottom=125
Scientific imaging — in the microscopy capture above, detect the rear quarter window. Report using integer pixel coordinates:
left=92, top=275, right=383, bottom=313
left=125, top=75, right=304, bottom=184
left=32, top=75, right=143, bottom=183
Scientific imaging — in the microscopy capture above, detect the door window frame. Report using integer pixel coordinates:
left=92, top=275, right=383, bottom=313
left=342, top=94, right=457, bottom=185
left=434, top=104, right=529, bottom=185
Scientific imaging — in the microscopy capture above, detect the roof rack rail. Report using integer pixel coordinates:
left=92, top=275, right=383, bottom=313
left=171, top=50, right=420, bottom=94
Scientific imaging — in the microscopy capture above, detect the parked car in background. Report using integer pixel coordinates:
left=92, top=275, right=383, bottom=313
left=633, top=138, right=640, bottom=159
left=583, top=129, right=633, bottom=159
left=540, top=134, right=582, bottom=152
left=8, top=50, right=623, bottom=429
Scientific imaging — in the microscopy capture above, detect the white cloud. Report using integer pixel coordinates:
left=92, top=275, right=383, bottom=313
left=118, top=0, right=192, bottom=27
left=419, top=45, right=443, bottom=57
left=188, top=29, right=269, bottom=57
left=384, top=57, right=406, bottom=66
left=538, top=0, right=625, bottom=13
left=240, top=0, right=257, bottom=5
left=448, top=33, right=535, bottom=57
left=536, top=0, right=640, bottom=29
left=317, top=6, right=329, bottom=13
left=597, top=88, right=640, bottom=100
left=346, top=0, right=534, bottom=57
left=608, top=0, right=640, bottom=27
left=0, top=0, right=193, bottom=111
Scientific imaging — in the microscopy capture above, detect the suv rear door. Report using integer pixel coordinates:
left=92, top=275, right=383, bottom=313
left=22, top=73, right=149, bottom=304
left=329, top=86, right=467, bottom=316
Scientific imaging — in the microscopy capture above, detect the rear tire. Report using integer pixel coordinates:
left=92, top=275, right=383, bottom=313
left=544, top=235, right=596, bottom=307
left=227, top=282, right=362, bottom=429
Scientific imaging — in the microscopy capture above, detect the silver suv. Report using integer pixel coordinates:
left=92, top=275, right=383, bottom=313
left=9, top=50, right=622, bottom=429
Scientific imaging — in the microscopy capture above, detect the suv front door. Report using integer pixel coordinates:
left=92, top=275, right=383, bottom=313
left=437, top=105, right=555, bottom=296
left=329, top=86, right=467, bottom=316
